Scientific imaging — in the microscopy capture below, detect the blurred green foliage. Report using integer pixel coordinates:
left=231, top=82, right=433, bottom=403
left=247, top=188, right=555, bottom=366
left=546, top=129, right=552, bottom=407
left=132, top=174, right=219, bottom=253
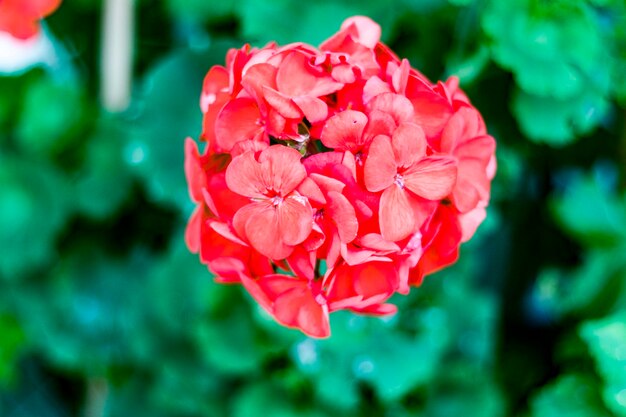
left=1, top=0, right=625, bottom=416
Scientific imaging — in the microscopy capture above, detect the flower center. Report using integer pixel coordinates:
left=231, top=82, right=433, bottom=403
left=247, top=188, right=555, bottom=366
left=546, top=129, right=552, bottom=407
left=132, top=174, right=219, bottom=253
left=394, top=173, right=405, bottom=189
left=270, top=195, right=284, bottom=206
left=355, top=151, right=364, bottom=166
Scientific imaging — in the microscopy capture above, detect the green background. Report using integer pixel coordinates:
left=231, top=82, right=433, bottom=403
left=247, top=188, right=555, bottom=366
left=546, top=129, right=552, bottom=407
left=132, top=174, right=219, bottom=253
left=1, top=0, right=626, bottom=416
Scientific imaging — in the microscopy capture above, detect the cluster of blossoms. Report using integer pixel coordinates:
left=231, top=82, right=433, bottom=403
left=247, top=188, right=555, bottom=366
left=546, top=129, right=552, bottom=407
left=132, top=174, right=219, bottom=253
left=185, top=16, right=496, bottom=337
left=0, top=0, right=61, bottom=40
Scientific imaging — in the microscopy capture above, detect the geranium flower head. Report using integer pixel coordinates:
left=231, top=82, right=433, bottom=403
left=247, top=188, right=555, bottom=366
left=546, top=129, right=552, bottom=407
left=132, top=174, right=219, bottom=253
left=185, top=16, right=496, bottom=338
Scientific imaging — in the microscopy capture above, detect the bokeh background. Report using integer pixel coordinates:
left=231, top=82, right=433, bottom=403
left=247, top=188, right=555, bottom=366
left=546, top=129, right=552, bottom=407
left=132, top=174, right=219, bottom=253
left=1, top=0, right=626, bottom=416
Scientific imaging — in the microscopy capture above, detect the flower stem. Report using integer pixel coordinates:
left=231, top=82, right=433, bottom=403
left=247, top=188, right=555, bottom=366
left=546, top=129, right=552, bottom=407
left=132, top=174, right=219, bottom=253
left=100, top=0, right=134, bottom=112
left=84, top=377, right=109, bottom=417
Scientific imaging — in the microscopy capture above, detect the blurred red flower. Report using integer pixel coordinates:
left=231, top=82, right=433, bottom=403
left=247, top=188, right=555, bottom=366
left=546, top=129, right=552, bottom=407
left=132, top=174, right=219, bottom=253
left=0, top=0, right=61, bottom=40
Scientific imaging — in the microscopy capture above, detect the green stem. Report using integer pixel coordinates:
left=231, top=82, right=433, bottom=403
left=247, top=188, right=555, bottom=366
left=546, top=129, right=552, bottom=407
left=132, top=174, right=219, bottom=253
left=84, top=377, right=109, bottom=417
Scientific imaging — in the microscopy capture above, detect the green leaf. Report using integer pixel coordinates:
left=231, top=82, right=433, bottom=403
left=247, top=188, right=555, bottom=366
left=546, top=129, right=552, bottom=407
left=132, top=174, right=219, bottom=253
left=483, top=0, right=608, bottom=99
left=425, top=364, right=505, bottom=417
left=0, top=360, right=73, bottom=417
left=195, top=303, right=269, bottom=376
left=580, top=312, right=626, bottom=417
left=511, top=87, right=610, bottom=146
left=529, top=373, right=612, bottom=417
left=446, top=45, right=490, bottom=86
left=0, top=314, right=25, bottom=385
left=165, top=0, right=236, bottom=22
left=74, top=119, right=134, bottom=219
left=483, top=0, right=615, bottom=144
left=533, top=251, right=625, bottom=320
left=16, top=76, right=88, bottom=157
left=238, top=0, right=400, bottom=46
left=232, top=382, right=328, bottom=417
left=128, top=44, right=235, bottom=211
left=0, top=155, right=70, bottom=279
left=550, top=170, right=626, bottom=247
left=148, top=359, right=224, bottom=417
left=15, top=247, right=156, bottom=373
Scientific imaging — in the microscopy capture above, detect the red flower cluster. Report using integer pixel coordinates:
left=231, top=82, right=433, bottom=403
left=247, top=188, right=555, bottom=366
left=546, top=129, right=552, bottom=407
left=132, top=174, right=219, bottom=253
left=0, top=0, right=61, bottom=40
left=185, top=16, right=496, bottom=337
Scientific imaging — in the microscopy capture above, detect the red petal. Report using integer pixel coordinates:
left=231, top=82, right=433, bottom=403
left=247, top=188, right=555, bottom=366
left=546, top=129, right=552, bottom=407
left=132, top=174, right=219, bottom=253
left=185, top=207, right=202, bottom=253
left=392, top=59, right=411, bottom=95
left=418, top=205, right=462, bottom=276
left=353, top=303, right=397, bottom=316
left=209, top=221, right=248, bottom=247
left=327, top=191, right=358, bottom=243
left=440, top=106, right=486, bottom=153
left=359, top=233, right=400, bottom=253
left=309, top=173, right=345, bottom=195
left=274, top=287, right=330, bottom=338
left=239, top=273, right=273, bottom=313
left=205, top=173, right=250, bottom=220
left=452, top=173, right=482, bottom=213
left=232, top=202, right=259, bottom=242
left=200, top=66, right=229, bottom=112
left=340, top=244, right=383, bottom=266
left=363, top=135, right=396, bottom=192
left=403, top=156, right=457, bottom=201
left=353, top=262, right=398, bottom=300
left=363, top=76, right=392, bottom=103
left=199, top=188, right=220, bottom=219
left=454, top=135, right=496, bottom=164
left=327, top=262, right=396, bottom=309
left=210, top=257, right=247, bottom=283
left=263, top=86, right=302, bottom=119
left=200, top=93, right=229, bottom=148
left=459, top=205, right=487, bottom=242
left=303, top=151, right=344, bottom=173
left=241, top=63, right=277, bottom=103
left=287, top=246, right=316, bottom=280
left=184, top=138, right=205, bottom=203
left=379, top=185, right=415, bottom=242
left=292, top=95, right=328, bottom=123
left=366, top=93, right=415, bottom=126
left=320, top=110, right=368, bottom=150
left=409, top=93, right=452, bottom=138
left=265, top=108, right=288, bottom=137
left=276, top=51, right=342, bottom=98
left=231, top=139, right=269, bottom=158
left=245, top=202, right=294, bottom=260
left=258, top=145, right=307, bottom=194
left=331, top=64, right=356, bottom=83
left=255, top=275, right=330, bottom=338
left=297, top=177, right=326, bottom=206
left=363, top=110, right=396, bottom=139
left=391, top=122, right=427, bottom=168
left=215, top=98, right=262, bottom=151
left=340, top=16, right=381, bottom=49
left=277, top=196, right=313, bottom=246
left=225, top=151, right=265, bottom=198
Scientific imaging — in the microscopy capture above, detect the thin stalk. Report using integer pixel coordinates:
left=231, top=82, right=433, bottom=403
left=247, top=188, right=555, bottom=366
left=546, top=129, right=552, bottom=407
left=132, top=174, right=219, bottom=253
left=100, top=0, right=134, bottom=112
left=84, top=377, right=109, bottom=417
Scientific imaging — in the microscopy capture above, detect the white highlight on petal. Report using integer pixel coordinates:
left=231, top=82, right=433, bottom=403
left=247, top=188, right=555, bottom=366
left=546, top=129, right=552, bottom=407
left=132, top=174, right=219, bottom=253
left=0, top=31, right=56, bottom=74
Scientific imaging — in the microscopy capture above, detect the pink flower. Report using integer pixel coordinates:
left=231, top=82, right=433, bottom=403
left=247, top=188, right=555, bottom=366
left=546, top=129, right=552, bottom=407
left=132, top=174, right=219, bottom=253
left=363, top=123, right=457, bottom=241
left=227, top=145, right=313, bottom=260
